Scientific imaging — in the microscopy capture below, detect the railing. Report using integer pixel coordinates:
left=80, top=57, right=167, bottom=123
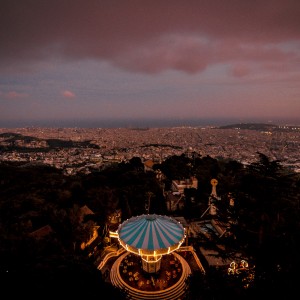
left=176, top=245, right=206, bottom=274
left=97, top=247, right=126, bottom=270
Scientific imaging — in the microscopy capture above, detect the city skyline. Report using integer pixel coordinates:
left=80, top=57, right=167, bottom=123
left=1, top=1, right=300, bottom=128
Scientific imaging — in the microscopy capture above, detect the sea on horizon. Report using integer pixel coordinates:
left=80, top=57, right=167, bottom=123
left=0, top=117, right=299, bottom=129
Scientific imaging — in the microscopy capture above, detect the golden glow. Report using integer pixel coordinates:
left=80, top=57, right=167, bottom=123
left=240, top=260, right=248, bottom=268
left=116, top=214, right=186, bottom=275
left=227, top=260, right=255, bottom=289
left=109, top=230, right=119, bottom=238
left=80, top=242, right=86, bottom=250
left=117, top=238, right=185, bottom=257
left=141, top=254, right=162, bottom=263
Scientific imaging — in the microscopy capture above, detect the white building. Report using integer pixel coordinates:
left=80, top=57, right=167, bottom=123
left=171, top=176, right=198, bottom=194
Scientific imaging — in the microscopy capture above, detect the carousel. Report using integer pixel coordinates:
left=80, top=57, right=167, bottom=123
left=117, top=214, right=186, bottom=273
left=107, top=214, right=192, bottom=299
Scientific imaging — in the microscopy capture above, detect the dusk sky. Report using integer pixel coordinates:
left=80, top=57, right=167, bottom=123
left=1, top=0, right=300, bottom=128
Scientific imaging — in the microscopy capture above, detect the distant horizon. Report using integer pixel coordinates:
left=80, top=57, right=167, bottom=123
left=0, top=117, right=299, bottom=129
left=1, top=2, right=300, bottom=130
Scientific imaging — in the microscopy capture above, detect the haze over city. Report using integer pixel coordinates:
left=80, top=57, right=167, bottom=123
left=1, top=0, right=300, bottom=128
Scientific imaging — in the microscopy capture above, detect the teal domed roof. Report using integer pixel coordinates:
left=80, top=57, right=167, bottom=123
left=117, top=214, right=185, bottom=255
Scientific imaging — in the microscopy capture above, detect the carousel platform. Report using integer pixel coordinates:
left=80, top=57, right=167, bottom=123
left=110, top=251, right=191, bottom=300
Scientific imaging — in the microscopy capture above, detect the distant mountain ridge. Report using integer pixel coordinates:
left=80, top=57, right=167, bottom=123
left=218, top=123, right=278, bottom=131
left=0, top=132, right=100, bottom=151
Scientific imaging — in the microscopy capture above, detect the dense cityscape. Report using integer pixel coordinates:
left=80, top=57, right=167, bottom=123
left=1, top=123, right=299, bottom=175
left=0, top=123, right=299, bottom=299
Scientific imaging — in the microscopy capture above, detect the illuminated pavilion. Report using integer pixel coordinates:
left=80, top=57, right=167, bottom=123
left=117, top=214, right=186, bottom=273
left=104, top=214, right=199, bottom=299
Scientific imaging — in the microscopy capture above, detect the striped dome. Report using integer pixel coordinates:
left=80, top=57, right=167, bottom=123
left=118, top=214, right=185, bottom=255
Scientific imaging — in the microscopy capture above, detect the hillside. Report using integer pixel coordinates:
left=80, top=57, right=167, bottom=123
left=218, top=123, right=278, bottom=131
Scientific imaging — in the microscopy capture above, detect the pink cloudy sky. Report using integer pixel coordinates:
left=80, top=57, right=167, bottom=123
left=0, top=0, right=300, bottom=127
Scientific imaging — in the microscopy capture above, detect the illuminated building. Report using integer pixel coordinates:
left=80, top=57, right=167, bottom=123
left=117, top=214, right=186, bottom=273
